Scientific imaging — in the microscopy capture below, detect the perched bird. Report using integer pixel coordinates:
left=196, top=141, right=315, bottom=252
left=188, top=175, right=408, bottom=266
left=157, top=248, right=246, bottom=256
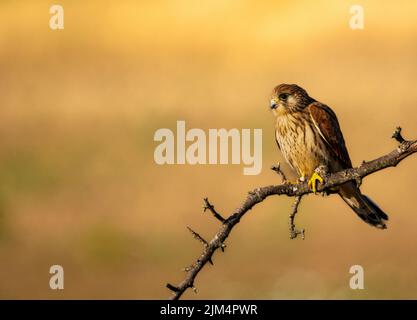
left=270, top=84, right=388, bottom=229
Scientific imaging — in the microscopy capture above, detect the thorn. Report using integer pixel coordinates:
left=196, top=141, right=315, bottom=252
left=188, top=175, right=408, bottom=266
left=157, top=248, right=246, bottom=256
left=187, top=226, right=208, bottom=247
left=192, top=286, right=198, bottom=294
left=208, top=258, right=214, bottom=265
left=220, top=243, right=226, bottom=252
left=182, top=266, right=192, bottom=272
left=166, top=283, right=180, bottom=292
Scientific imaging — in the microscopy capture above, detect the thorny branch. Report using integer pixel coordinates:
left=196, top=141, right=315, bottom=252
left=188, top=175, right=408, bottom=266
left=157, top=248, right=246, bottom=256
left=166, top=127, right=417, bottom=300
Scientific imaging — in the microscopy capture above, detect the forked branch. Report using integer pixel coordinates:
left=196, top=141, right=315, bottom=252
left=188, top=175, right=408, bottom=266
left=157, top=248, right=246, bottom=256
left=166, top=127, right=417, bottom=300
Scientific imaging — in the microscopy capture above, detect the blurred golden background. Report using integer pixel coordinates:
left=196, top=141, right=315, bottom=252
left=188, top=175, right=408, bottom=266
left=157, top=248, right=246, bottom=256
left=0, top=0, right=417, bottom=299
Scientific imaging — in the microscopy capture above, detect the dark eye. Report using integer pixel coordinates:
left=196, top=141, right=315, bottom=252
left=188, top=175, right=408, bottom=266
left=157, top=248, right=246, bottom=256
left=279, top=93, right=289, bottom=101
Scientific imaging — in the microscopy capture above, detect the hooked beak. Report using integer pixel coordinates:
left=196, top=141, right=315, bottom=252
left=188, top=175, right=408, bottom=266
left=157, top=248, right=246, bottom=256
left=270, top=98, right=278, bottom=110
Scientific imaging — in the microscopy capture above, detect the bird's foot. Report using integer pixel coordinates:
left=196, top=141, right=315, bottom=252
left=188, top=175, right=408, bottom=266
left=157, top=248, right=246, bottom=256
left=307, top=172, right=324, bottom=193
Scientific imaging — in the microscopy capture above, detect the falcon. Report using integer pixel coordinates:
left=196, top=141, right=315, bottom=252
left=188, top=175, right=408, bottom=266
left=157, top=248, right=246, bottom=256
left=270, top=84, right=388, bottom=228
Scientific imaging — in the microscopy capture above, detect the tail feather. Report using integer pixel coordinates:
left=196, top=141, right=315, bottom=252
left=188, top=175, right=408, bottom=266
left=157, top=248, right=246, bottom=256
left=339, top=182, right=388, bottom=229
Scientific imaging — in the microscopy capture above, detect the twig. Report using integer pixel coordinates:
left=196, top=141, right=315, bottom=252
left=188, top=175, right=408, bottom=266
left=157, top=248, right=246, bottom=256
left=167, top=127, right=417, bottom=300
left=271, top=163, right=288, bottom=183
left=289, top=195, right=304, bottom=239
left=392, top=126, right=406, bottom=143
left=166, top=283, right=179, bottom=292
left=203, top=198, right=225, bottom=223
left=187, top=226, right=208, bottom=247
left=186, top=227, right=213, bottom=265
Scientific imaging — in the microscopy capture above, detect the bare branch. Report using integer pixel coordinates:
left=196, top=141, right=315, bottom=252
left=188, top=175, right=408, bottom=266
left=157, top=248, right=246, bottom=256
left=271, top=163, right=288, bottom=183
left=186, top=226, right=208, bottom=247
left=167, top=128, right=417, bottom=300
left=289, top=195, right=304, bottom=239
left=203, top=198, right=225, bottom=223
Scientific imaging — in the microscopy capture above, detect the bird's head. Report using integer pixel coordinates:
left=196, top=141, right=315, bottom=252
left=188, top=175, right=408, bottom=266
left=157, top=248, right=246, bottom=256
left=269, top=84, right=313, bottom=115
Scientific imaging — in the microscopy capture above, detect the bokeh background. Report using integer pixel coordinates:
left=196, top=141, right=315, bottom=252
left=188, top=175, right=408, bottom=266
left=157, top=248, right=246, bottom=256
left=0, top=0, right=417, bottom=299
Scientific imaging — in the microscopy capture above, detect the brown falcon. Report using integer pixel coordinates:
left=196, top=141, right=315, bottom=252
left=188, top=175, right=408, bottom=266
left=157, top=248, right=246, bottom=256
left=270, top=84, right=388, bottom=228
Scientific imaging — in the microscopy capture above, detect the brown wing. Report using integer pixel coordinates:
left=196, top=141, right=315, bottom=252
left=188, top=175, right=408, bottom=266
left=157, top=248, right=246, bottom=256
left=307, top=102, right=352, bottom=168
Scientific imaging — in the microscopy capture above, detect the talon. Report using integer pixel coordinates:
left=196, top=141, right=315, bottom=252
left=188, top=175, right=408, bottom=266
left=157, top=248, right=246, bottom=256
left=307, top=172, right=324, bottom=193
